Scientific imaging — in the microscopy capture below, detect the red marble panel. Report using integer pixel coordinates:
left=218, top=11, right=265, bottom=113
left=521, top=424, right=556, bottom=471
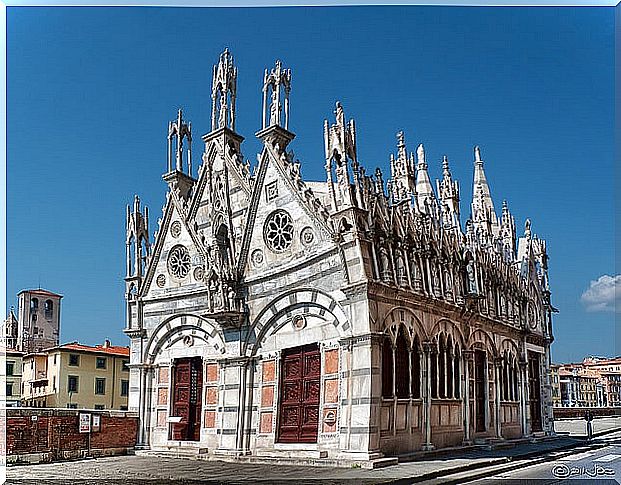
left=262, top=360, right=276, bottom=382
left=205, top=386, right=218, bottom=405
left=205, top=363, right=218, bottom=383
left=323, top=378, right=339, bottom=404
left=261, top=385, right=274, bottom=407
left=260, top=412, right=273, bottom=433
left=324, top=349, right=339, bottom=375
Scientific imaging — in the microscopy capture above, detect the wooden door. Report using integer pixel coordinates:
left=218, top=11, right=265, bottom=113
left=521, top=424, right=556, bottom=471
left=474, top=350, right=486, bottom=433
left=528, top=353, right=542, bottom=432
left=170, top=357, right=203, bottom=441
left=277, top=344, right=321, bottom=443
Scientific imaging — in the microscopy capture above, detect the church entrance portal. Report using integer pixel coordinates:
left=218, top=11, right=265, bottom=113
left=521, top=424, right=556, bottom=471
left=528, top=353, right=543, bottom=433
left=277, top=343, right=321, bottom=443
left=170, top=357, right=203, bottom=441
left=474, top=350, right=487, bottom=433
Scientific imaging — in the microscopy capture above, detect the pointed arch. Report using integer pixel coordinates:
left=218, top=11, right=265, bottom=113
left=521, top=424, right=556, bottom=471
left=468, top=328, right=498, bottom=357
left=380, top=307, right=427, bottom=347
left=144, top=313, right=226, bottom=364
left=429, top=318, right=466, bottom=349
left=244, top=288, right=350, bottom=357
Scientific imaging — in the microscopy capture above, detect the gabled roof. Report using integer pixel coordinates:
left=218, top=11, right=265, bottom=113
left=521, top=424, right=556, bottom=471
left=19, top=288, right=63, bottom=298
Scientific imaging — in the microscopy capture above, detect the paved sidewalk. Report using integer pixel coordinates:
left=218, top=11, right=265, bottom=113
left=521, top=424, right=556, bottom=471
left=6, top=436, right=584, bottom=484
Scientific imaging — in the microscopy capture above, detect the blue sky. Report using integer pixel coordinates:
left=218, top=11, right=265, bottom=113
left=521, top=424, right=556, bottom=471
left=6, top=6, right=615, bottom=363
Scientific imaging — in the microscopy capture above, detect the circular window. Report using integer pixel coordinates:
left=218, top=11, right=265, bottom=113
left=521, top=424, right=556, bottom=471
left=171, top=221, right=182, bottom=238
left=167, top=245, right=191, bottom=280
left=264, top=210, right=294, bottom=253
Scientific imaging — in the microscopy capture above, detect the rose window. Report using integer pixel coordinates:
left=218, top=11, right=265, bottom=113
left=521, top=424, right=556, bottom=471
left=167, top=245, right=191, bottom=279
left=264, top=210, right=294, bottom=253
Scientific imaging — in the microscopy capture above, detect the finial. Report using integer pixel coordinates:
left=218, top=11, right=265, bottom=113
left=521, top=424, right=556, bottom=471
left=397, top=131, right=405, bottom=148
left=474, top=145, right=482, bottom=163
left=416, top=143, right=426, bottom=167
left=525, top=218, right=531, bottom=237
left=442, top=155, right=450, bottom=174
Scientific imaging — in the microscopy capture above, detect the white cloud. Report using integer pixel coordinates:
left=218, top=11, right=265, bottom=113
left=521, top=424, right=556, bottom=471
left=580, top=275, right=621, bottom=313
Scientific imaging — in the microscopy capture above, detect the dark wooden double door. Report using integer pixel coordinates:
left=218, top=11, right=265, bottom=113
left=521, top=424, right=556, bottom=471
left=528, top=353, right=543, bottom=432
left=474, top=350, right=487, bottom=433
left=277, top=344, right=321, bottom=443
left=170, top=357, right=203, bottom=441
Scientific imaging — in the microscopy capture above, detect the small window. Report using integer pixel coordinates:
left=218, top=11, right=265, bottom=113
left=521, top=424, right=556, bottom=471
left=69, top=354, right=80, bottom=366
left=7, top=362, right=14, bottom=376
left=94, top=404, right=105, bottom=410
left=6, top=383, right=13, bottom=396
left=122, top=360, right=129, bottom=372
left=96, top=357, right=107, bottom=369
left=95, top=378, right=106, bottom=395
left=44, top=300, right=53, bottom=319
left=120, top=405, right=128, bottom=411
left=30, top=298, right=39, bottom=311
left=121, top=379, right=129, bottom=397
left=67, top=403, right=78, bottom=409
left=68, top=375, right=79, bottom=393
left=53, top=376, right=56, bottom=391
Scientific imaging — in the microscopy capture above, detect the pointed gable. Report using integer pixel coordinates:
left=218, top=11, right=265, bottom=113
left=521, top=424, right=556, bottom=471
left=240, top=141, right=335, bottom=280
left=141, top=192, right=207, bottom=298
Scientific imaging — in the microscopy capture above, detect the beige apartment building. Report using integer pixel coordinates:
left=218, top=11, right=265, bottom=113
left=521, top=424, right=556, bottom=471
left=4, top=349, right=24, bottom=406
left=22, top=340, right=130, bottom=410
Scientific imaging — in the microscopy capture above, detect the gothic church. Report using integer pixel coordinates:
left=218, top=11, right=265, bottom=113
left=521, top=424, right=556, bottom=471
left=125, top=49, right=555, bottom=464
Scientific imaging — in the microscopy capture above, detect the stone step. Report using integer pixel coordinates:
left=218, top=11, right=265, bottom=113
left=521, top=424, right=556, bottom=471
left=255, top=448, right=328, bottom=459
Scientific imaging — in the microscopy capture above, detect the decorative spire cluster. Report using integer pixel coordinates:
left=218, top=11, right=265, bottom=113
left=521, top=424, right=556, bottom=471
left=261, top=60, right=292, bottom=130
left=211, top=48, right=237, bottom=132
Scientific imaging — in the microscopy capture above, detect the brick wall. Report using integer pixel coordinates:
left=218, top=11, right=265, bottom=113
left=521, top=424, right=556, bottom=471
left=7, top=408, right=138, bottom=464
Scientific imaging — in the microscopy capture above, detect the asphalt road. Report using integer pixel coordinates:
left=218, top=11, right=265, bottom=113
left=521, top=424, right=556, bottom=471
left=469, top=430, right=621, bottom=484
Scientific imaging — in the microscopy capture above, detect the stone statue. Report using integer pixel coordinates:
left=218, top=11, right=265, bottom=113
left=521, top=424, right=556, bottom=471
left=269, top=88, right=279, bottom=126
left=466, top=259, right=477, bottom=294
left=218, top=94, right=227, bottom=128
left=379, top=245, right=391, bottom=281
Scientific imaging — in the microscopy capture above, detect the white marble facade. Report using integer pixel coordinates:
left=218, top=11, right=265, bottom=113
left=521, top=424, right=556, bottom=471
left=124, top=49, right=555, bottom=463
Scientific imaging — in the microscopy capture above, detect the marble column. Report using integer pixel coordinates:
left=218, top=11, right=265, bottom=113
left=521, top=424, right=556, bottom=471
left=494, top=358, right=503, bottom=439
left=462, top=351, right=473, bottom=445
left=422, top=341, right=435, bottom=451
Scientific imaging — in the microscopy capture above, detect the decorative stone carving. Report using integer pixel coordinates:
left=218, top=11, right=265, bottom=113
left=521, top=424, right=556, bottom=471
left=264, top=210, right=294, bottom=253
left=170, top=221, right=182, bottom=238
left=156, top=274, right=166, bottom=288
left=300, top=227, right=315, bottom=247
left=193, top=266, right=205, bottom=282
left=167, top=245, right=191, bottom=280
left=251, top=249, right=265, bottom=267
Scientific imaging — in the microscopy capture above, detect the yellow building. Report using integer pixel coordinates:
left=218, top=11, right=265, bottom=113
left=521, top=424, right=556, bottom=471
left=21, top=340, right=130, bottom=410
left=4, top=349, right=24, bottom=406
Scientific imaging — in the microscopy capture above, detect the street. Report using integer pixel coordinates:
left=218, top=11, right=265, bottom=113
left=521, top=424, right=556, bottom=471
left=468, top=430, right=621, bottom=484
left=6, top=422, right=621, bottom=484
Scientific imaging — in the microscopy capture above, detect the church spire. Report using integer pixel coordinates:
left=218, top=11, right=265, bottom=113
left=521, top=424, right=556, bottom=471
left=257, top=59, right=294, bottom=151
left=211, top=48, right=237, bottom=132
left=324, top=101, right=360, bottom=211
left=471, top=145, right=498, bottom=235
left=261, top=60, right=292, bottom=131
left=436, top=155, right=461, bottom=229
left=414, top=143, right=437, bottom=214
left=500, top=200, right=516, bottom=260
left=389, top=131, right=416, bottom=205
left=164, top=108, right=195, bottom=199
